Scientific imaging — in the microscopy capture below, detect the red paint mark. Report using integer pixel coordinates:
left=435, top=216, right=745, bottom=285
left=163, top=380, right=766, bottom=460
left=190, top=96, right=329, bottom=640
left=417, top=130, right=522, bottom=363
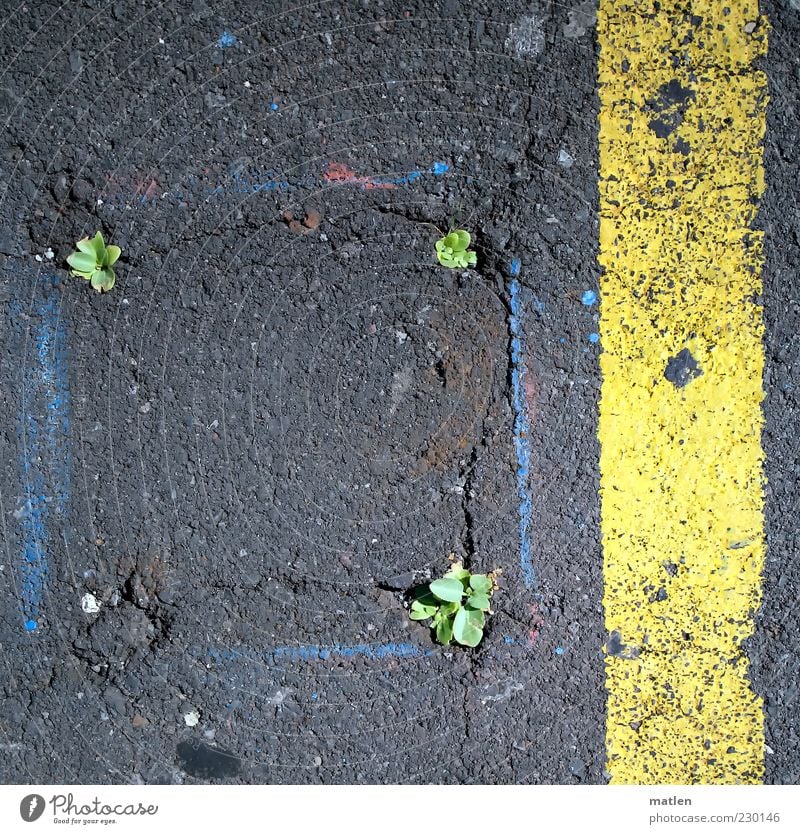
left=323, top=161, right=358, bottom=183
left=142, top=178, right=159, bottom=200
left=528, top=602, right=544, bottom=646
left=363, top=179, right=397, bottom=190
left=323, top=161, right=397, bottom=190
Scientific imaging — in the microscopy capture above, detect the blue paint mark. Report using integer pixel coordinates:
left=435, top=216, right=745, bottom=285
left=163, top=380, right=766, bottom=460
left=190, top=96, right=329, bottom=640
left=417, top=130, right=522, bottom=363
left=588, top=332, right=600, bottom=344
left=206, top=641, right=434, bottom=667
left=216, top=31, right=237, bottom=48
left=503, top=635, right=515, bottom=644
left=366, top=162, right=449, bottom=188
left=270, top=102, right=279, bottom=111
left=509, top=258, right=521, bottom=277
left=230, top=168, right=290, bottom=194
left=509, top=273, right=536, bottom=588
left=274, top=642, right=430, bottom=661
left=581, top=289, right=597, bottom=306
left=555, top=646, right=566, bottom=656
left=15, top=275, right=71, bottom=632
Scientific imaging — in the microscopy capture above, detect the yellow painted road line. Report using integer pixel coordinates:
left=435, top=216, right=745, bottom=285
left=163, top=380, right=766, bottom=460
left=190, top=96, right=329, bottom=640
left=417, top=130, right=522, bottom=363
left=596, top=1, right=769, bottom=783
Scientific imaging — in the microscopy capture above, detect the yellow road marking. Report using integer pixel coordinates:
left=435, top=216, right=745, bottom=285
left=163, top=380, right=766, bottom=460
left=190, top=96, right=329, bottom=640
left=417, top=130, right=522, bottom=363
left=596, top=0, right=769, bottom=783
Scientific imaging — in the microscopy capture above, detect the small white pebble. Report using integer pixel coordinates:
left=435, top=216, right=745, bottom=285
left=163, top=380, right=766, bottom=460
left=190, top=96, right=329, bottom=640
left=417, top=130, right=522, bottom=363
left=183, top=709, right=200, bottom=727
left=44, top=247, right=54, bottom=260
left=34, top=254, right=42, bottom=262
left=244, top=81, right=251, bottom=88
left=744, top=21, right=757, bottom=34
left=558, top=148, right=575, bottom=168
left=81, top=593, right=101, bottom=614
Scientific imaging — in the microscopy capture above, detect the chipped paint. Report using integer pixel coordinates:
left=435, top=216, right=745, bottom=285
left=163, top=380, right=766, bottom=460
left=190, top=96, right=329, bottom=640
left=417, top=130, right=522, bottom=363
left=597, top=1, right=768, bottom=783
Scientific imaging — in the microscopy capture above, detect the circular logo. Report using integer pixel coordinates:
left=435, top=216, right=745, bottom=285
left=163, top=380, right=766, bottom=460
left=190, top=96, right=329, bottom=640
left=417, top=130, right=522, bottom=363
left=20, top=794, right=45, bottom=822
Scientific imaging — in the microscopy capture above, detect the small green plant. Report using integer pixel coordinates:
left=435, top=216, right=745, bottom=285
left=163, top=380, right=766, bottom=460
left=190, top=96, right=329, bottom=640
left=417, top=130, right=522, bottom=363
left=409, top=561, right=497, bottom=647
left=66, top=231, right=120, bottom=292
left=435, top=229, right=477, bottom=269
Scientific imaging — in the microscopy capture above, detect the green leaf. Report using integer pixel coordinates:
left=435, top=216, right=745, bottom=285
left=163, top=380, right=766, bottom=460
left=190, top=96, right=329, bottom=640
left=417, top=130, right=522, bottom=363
left=464, top=250, right=477, bottom=266
left=466, top=593, right=490, bottom=611
left=452, top=229, right=471, bottom=250
left=438, top=601, right=460, bottom=616
left=435, top=617, right=453, bottom=645
left=429, top=577, right=463, bottom=603
left=446, top=566, right=470, bottom=582
left=469, top=575, right=492, bottom=594
left=410, top=599, right=438, bottom=620
left=90, top=267, right=115, bottom=293
left=453, top=607, right=483, bottom=647
left=436, top=250, right=455, bottom=268
left=89, top=231, right=106, bottom=259
left=465, top=608, right=485, bottom=629
left=67, top=251, right=97, bottom=272
left=105, top=244, right=121, bottom=266
left=442, top=232, right=461, bottom=250
left=76, top=238, right=96, bottom=255
left=71, top=269, right=93, bottom=280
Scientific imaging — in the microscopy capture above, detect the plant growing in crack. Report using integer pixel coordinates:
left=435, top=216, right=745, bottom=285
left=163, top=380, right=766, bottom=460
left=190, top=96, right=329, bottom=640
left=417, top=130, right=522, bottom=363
left=409, top=561, right=498, bottom=647
left=66, top=231, right=120, bottom=292
left=435, top=229, right=477, bottom=269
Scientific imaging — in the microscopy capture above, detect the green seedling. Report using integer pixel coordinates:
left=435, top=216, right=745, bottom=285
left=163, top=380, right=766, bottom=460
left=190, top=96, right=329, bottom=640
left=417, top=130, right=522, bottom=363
left=66, top=231, right=120, bottom=292
left=409, top=561, right=497, bottom=647
left=435, top=229, right=477, bottom=269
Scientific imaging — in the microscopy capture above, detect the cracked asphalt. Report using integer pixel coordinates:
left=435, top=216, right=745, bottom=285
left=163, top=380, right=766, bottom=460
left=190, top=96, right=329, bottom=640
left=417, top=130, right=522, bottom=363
left=0, top=0, right=797, bottom=785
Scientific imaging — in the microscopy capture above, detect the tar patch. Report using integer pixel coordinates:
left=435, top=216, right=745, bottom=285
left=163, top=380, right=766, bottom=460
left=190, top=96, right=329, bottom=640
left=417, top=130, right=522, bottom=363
left=664, top=348, right=703, bottom=388
left=177, top=740, right=241, bottom=779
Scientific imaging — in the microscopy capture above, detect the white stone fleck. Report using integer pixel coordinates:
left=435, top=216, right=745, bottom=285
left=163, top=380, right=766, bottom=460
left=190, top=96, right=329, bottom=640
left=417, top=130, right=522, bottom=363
left=183, top=709, right=200, bottom=727
left=558, top=148, right=575, bottom=168
left=81, top=593, right=101, bottom=614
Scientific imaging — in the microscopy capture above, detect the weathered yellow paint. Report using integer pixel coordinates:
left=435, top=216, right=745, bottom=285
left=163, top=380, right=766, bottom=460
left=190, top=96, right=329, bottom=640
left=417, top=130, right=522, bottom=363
left=596, top=1, right=769, bottom=783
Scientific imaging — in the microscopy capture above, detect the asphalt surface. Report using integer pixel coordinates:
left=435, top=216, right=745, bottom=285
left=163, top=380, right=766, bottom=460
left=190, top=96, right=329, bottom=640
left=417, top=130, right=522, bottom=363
left=0, top=0, right=796, bottom=785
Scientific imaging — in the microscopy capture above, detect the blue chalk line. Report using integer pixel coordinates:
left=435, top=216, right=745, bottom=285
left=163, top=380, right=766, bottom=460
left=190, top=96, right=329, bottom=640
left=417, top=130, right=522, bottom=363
left=15, top=275, right=71, bottom=632
left=509, top=266, right=536, bottom=588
